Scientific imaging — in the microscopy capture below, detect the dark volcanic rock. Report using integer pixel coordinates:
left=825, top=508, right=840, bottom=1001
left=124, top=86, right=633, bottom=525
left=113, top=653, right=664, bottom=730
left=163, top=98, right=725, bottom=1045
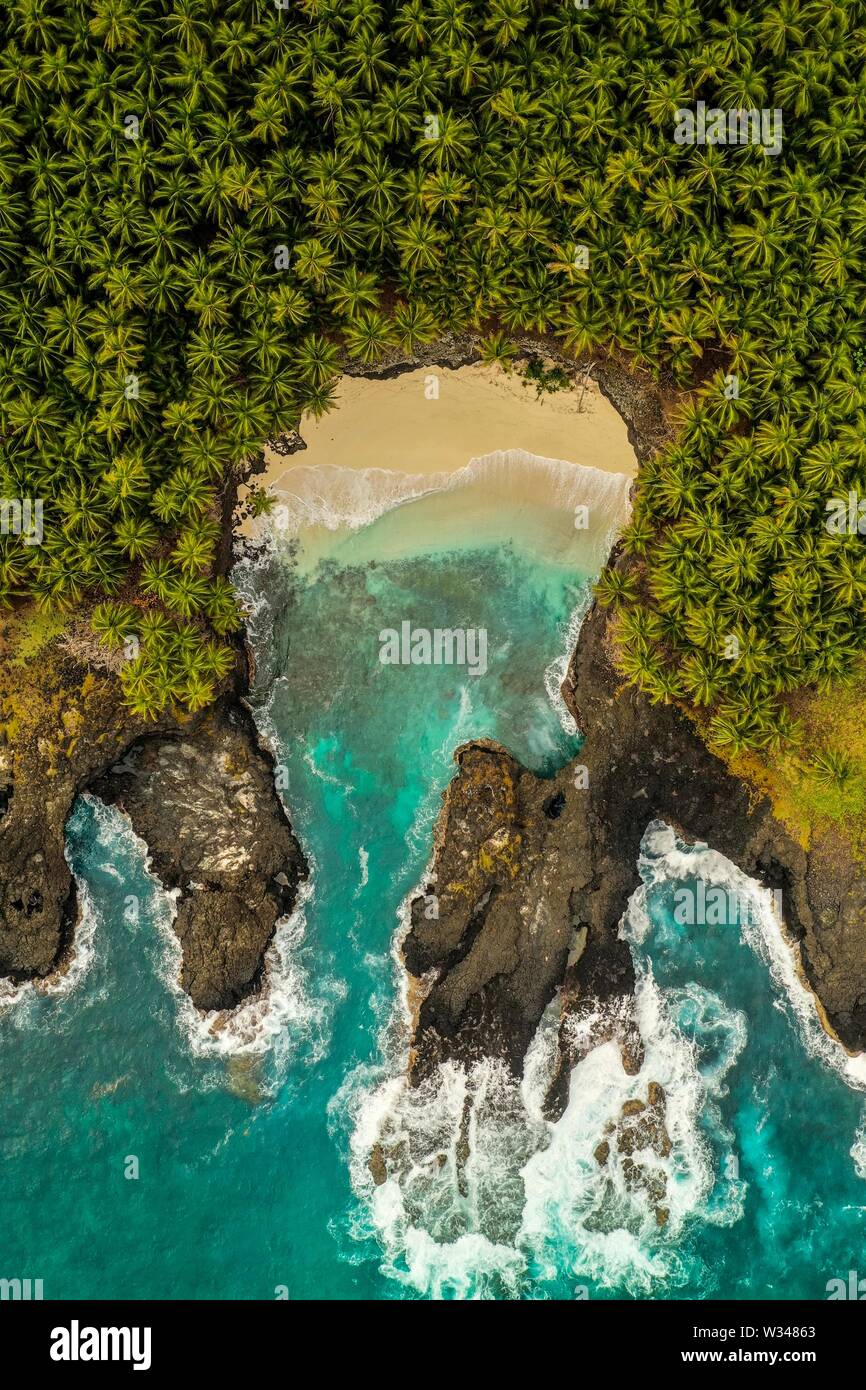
left=0, top=638, right=190, bottom=986
left=561, top=600, right=866, bottom=1073
left=91, top=699, right=306, bottom=1012
left=404, top=596, right=866, bottom=1117
left=399, top=341, right=866, bottom=1114
left=0, top=622, right=306, bottom=1013
left=403, top=711, right=645, bottom=1100
left=594, top=1082, right=673, bottom=1228
left=404, top=737, right=586, bottom=1079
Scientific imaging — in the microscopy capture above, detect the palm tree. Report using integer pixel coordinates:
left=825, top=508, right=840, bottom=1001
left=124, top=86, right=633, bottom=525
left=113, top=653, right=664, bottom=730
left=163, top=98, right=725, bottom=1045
left=594, top=568, right=638, bottom=608
left=0, top=0, right=865, bottom=744
left=342, top=308, right=395, bottom=363
left=392, top=298, right=438, bottom=352
left=92, top=600, right=137, bottom=649
left=116, top=515, right=158, bottom=559
left=172, top=523, right=218, bottom=575
left=328, top=268, right=381, bottom=320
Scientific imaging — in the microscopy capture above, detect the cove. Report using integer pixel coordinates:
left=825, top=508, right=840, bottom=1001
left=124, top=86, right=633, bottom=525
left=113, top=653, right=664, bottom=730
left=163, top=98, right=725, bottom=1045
left=0, top=448, right=864, bottom=1301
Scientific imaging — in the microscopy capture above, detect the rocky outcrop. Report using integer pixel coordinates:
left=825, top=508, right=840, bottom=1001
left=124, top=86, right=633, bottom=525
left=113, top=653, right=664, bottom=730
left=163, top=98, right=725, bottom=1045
left=0, top=616, right=305, bottom=1012
left=403, top=735, right=628, bottom=1082
left=403, top=592, right=866, bottom=1117
left=0, top=629, right=186, bottom=985
left=594, top=1082, right=673, bottom=1229
left=91, top=700, right=305, bottom=1011
left=396, top=340, right=866, bottom=1116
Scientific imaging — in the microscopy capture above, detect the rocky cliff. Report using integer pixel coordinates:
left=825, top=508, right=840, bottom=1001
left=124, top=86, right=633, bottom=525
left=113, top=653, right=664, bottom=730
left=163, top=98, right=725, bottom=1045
left=0, top=614, right=305, bottom=1012
left=91, top=699, right=305, bottom=1011
left=402, top=594, right=866, bottom=1118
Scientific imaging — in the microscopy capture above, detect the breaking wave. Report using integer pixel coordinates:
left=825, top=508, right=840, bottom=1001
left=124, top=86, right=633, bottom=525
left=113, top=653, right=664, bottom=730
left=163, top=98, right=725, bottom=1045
left=255, top=448, right=631, bottom=560
left=636, top=821, right=866, bottom=1090
left=75, top=796, right=334, bottom=1075
left=341, top=832, right=752, bottom=1300
left=342, top=810, right=866, bottom=1299
left=0, top=825, right=100, bottom=1014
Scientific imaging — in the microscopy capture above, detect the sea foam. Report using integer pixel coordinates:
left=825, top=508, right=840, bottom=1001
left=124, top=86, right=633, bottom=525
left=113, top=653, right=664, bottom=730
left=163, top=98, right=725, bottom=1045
left=0, top=849, right=99, bottom=1015
left=636, top=821, right=866, bottom=1090
left=257, top=449, right=632, bottom=541
left=341, top=835, right=751, bottom=1300
left=343, top=808, right=866, bottom=1299
left=71, top=794, right=335, bottom=1074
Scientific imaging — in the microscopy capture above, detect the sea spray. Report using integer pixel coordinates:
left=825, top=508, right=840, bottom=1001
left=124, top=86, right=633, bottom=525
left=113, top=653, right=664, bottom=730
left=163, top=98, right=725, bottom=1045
left=544, top=583, right=593, bottom=737
left=343, top=851, right=747, bottom=1299
left=636, top=821, right=866, bottom=1090
left=0, top=810, right=100, bottom=1015
left=74, top=796, right=335, bottom=1075
left=5, top=444, right=865, bottom=1295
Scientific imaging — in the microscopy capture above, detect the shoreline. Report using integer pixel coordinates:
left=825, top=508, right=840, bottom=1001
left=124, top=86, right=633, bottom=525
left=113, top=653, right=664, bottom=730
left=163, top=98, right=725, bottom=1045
left=7, top=333, right=859, bottom=1080
left=238, top=360, right=638, bottom=546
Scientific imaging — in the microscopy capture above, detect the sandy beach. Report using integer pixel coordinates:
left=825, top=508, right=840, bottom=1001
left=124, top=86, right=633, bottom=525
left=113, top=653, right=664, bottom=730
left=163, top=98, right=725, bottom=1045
left=240, top=363, right=637, bottom=536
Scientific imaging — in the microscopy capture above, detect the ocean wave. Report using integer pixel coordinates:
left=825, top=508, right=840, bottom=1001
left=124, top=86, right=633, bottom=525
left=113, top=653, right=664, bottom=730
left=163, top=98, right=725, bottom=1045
left=69, top=795, right=335, bottom=1074
left=543, top=584, right=593, bottom=736
left=345, top=815, right=866, bottom=1298
left=147, top=852, right=336, bottom=1071
left=636, top=820, right=866, bottom=1090
left=0, top=832, right=100, bottom=1015
left=850, top=1119, right=866, bottom=1181
left=402, top=685, right=477, bottom=861
left=253, top=449, right=632, bottom=541
left=343, top=859, right=745, bottom=1300
left=240, top=451, right=628, bottom=744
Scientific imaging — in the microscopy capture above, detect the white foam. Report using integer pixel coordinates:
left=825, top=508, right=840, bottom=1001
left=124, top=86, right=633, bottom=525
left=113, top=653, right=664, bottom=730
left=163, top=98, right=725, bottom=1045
left=0, top=840, right=99, bottom=1014
left=343, top=851, right=747, bottom=1299
left=69, top=795, right=334, bottom=1071
left=850, top=1120, right=866, bottom=1181
left=637, top=821, right=866, bottom=1089
left=255, top=449, right=631, bottom=548
left=543, top=586, right=593, bottom=736
left=170, top=877, right=337, bottom=1066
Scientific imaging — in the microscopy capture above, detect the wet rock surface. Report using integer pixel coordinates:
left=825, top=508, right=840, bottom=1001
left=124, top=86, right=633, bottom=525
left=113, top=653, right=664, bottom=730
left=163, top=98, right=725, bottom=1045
left=91, top=699, right=306, bottom=1011
left=0, top=623, right=305, bottom=1012
left=594, top=1082, right=673, bottom=1229
left=404, top=594, right=866, bottom=1118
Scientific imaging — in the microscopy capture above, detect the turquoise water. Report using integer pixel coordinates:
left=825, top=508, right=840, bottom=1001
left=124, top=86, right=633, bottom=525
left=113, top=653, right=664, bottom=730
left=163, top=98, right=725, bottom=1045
left=2, top=484, right=866, bottom=1300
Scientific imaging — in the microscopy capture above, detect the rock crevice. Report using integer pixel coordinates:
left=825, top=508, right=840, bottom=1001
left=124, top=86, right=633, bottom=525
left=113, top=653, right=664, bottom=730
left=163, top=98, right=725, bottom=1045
left=402, top=597, right=866, bottom=1119
left=0, top=634, right=305, bottom=1012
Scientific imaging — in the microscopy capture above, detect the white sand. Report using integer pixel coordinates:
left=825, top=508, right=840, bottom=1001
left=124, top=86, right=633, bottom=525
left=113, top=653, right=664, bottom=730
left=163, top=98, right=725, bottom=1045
left=240, top=362, right=636, bottom=531
left=290, top=362, right=632, bottom=474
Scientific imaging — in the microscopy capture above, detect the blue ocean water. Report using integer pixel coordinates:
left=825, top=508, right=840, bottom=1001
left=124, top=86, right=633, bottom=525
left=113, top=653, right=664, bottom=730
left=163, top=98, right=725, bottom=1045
left=2, top=484, right=865, bottom=1301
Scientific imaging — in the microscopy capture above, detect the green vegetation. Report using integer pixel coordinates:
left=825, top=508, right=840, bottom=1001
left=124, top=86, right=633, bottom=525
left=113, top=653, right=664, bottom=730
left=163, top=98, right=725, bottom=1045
left=520, top=356, right=572, bottom=397
left=1, top=0, right=865, bottom=738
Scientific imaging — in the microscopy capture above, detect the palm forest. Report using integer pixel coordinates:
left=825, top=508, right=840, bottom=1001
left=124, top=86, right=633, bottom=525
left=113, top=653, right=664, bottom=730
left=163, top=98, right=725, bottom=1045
left=1, top=0, right=865, bottom=765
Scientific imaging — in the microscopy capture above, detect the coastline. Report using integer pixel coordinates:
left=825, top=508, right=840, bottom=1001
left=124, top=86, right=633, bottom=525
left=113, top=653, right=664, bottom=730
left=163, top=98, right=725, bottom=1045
left=7, top=337, right=863, bottom=1076
left=241, top=361, right=636, bottom=529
